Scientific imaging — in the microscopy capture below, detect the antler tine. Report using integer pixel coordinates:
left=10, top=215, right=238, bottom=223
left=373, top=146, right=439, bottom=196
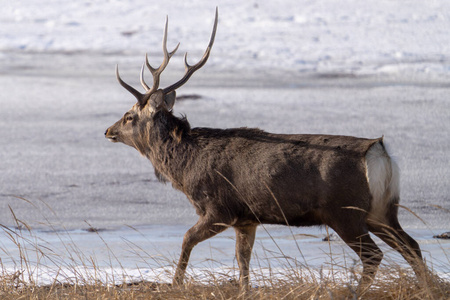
left=116, top=65, right=148, bottom=106
left=163, top=7, right=218, bottom=94
left=144, top=16, right=180, bottom=94
left=140, top=62, right=150, bottom=91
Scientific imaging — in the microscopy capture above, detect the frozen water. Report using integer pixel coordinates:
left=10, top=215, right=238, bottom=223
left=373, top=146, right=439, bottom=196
left=1, top=77, right=448, bottom=230
left=0, top=0, right=449, bottom=284
left=1, top=225, right=449, bottom=285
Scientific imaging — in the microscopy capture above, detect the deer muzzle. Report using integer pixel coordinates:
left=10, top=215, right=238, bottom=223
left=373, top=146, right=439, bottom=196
left=104, top=128, right=118, bottom=142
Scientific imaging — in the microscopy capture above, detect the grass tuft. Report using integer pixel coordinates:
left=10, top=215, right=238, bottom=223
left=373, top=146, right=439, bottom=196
left=0, top=204, right=449, bottom=299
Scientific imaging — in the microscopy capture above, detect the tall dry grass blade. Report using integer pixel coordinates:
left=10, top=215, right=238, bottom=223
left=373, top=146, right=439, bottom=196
left=396, top=204, right=427, bottom=225
left=8, top=205, right=32, bottom=232
left=83, top=220, right=128, bottom=285
left=263, top=182, right=316, bottom=283
left=324, top=225, right=336, bottom=285
left=429, top=204, right=450, bottom=213
left=12, top=196, right=37, bottom=208
left=214, top=170, right=293, bottom=268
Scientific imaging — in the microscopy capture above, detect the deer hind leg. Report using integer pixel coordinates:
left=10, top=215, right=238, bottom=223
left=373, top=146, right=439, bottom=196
left=173, top=217, right=228, bottom=286
left=367, top=201, right=425, bottom=277
left=234, top=225, right=257, bottom=290
left=328, top=215, right=383, bottom=291
left=342, top=231, right=382, bottom=290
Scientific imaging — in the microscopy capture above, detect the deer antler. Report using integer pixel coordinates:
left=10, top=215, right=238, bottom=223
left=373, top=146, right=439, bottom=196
left=141, top=17, right=180, bottom=94
left=116, top=8, right=218, bottom=106
left=162, top=7, right=218, bottom=94
left=116, top=65, right=147, bottom=105
left=116, top=16, right=179, bottom=106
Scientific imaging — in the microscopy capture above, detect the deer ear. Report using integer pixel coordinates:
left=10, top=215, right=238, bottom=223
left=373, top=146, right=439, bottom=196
left=164, top=91, right=176, bottom=111
left=148, top=90, right=165, bottom=110
left=148, top=90, right=176, bottom=111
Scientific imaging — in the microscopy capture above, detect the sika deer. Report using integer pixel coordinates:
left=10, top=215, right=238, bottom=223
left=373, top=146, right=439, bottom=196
left=105, top=8, right=425, bottom=291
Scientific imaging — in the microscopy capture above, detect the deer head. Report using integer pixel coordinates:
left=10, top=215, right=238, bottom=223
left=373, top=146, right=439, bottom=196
left=105, top=8, right=218, bottom=148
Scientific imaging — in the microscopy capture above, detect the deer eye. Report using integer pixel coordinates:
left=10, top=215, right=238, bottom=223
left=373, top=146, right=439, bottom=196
left=123, top=113, right=134, bottom=123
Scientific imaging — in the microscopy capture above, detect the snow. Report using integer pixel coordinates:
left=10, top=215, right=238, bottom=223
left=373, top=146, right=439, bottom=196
left=0, top=0, right=449, bottom=285
left=2, top=0, right=450, bottom=80
left=1, top=225, right=449, bottom=286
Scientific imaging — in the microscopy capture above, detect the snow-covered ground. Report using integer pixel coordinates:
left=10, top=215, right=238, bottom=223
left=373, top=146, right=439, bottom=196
left=2, top=0, right=450, bottom=82
left=0, top=0, right=449, bottom=284
left=1, top=225, right=449, bottom=286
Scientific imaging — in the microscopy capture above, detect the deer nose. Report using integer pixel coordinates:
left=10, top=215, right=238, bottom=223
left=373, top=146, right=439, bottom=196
left=105, top=128, right=118, bottom=142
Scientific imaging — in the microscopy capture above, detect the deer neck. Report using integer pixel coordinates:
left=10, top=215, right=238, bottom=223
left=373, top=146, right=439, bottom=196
left=139, top=110, right=193, bottom=188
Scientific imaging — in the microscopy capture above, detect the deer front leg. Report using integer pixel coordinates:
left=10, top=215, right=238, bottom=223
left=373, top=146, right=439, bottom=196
left=173, top=218, right=227, bottom=286
left=234, top=225, right=257, bottom=290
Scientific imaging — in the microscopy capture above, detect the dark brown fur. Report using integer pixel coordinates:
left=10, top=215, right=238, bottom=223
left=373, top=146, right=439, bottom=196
left=146, top=109, right=377, bottom=227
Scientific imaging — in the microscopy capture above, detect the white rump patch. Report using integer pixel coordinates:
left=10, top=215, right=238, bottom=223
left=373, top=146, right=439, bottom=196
left=365, top=141, right=400, bottom=223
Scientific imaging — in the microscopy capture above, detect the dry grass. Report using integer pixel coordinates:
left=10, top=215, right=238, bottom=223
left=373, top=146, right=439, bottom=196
left=0, top=270, right=449, bottom=300
left=0, top=204, right=449, bottom=299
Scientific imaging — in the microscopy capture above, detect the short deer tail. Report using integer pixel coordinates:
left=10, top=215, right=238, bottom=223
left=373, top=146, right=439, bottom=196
left=365, top=139, right=400, bottom=223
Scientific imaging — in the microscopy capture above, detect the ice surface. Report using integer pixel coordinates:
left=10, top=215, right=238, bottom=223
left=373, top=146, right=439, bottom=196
left=1, top=225, right=449, bottom=285
left=1, top=78, right=448, bottom=230
left=0, top=0, right=449, bottom=284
